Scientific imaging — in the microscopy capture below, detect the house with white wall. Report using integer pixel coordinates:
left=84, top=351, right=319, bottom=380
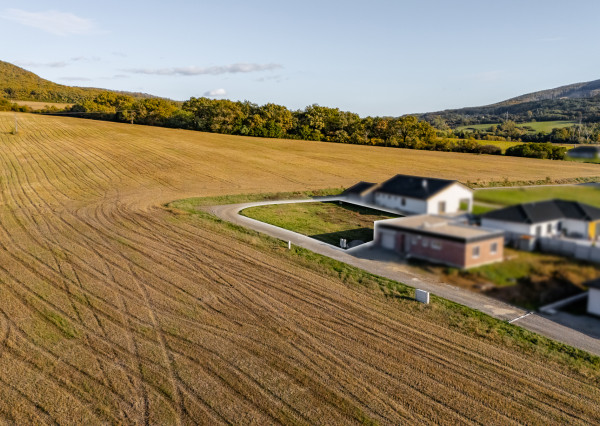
left=481, top=199, right=600, bottom=249
left=342, top=174, right=473, bottom=215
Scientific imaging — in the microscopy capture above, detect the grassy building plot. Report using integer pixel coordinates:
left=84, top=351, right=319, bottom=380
left=241, top=201, right=398, bottom=246
left=475, top=185, right=600, bottom=208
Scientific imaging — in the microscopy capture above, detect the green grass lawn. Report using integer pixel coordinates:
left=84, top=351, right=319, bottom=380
left=457, top=120, right=575, bottom=133
left=241, top=201, right=398, bottom=246
left=474, top=185, right=600, bottom=208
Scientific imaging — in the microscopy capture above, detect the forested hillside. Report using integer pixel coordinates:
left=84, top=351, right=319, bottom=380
left=421, top=81, right=600, bottom=126
left=0, top=60, right=154, bottom=103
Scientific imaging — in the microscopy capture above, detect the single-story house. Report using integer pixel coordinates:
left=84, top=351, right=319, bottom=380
left=586, top=278, right=600, bottom=317
left=342, top=174, right=473, bottom=215
left=567, top=145, right=600, bottom=160
left=374, top=215, right=504, bottom=269
left=481, top=199, right=600, bottom=248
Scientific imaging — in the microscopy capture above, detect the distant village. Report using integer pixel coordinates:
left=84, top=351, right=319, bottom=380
left=341, top=174, right=600, bottom=316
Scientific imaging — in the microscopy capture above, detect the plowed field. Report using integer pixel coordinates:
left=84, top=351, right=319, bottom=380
left=0, top=112, right=598, bottom=424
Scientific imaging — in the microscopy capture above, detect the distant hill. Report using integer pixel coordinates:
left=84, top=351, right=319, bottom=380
left=421, top=79, right=600, bottom=127
left=0, top=60, right=156, bottom=103
left=494, top=80, right=600, bottom=106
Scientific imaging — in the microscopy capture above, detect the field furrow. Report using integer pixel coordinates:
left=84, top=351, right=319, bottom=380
left=0, top=112, right=598, bottom=424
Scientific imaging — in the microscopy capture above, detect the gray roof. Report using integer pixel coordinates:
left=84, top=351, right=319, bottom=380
left=483, top=199, right=600, bottom=224
left=376, top=174, right=459, bottom=200
left=586, top=278, right=600, bottom=290
left=341, top=181, right=377, bottom=196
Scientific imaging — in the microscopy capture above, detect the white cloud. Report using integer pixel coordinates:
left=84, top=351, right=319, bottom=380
left=125, top=63, right=282, bottom=76
left=16, top=60, right=68, bottom=68
left=203, top=88, right=227, bottom=97
left=2, top=9, right=96, bottom=36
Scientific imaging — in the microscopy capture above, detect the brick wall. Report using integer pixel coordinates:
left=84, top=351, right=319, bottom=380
left=398, top=232, right=503, bottom=269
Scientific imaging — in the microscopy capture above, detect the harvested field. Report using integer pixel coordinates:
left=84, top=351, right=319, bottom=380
left=14, top=100, right=73, bottom=110
left=0, top=111, right=599, bottom=424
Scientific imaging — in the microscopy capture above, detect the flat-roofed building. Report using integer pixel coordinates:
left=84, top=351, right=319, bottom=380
left=374, top=215, right=504, bottom=269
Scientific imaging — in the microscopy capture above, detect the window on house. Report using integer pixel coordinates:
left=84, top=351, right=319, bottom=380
left=535, top=226, right=542, bottom=237
left=557, top=222, right=562, bottom=231
left=490, top=242, right=498, bottom=255
left=412, top=236, right=418, bottom=245
left=401, top=198, right=406, bottom=206
left=431, top=241, right=442, bottom=251
left=422, top=238, right=429, bottom=247
left=472, top=246, right=480, bottom=258
left=547, top=223, right=553, bottom=234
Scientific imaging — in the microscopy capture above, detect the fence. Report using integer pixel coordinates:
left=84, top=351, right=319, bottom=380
left=538, top=237, right=600, bottom=263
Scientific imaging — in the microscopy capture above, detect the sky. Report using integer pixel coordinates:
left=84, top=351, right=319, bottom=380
left=2, top=0, right=600, bottom=117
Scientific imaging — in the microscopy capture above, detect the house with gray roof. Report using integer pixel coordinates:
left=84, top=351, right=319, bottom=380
left=481, top=199, right=600, bottom=248
left=342, top=174, right=473, bottom=215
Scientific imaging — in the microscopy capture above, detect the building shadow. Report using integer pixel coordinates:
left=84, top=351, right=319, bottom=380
left=310, top=228, right=374, bottom=247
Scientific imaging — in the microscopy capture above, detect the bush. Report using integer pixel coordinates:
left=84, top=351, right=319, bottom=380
left=505, top=143, right=567, bottom=160
left=478, top=144, right=502, bottom=155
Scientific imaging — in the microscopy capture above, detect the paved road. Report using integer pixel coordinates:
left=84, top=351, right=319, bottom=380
left=209, top=198, right=600, bottom=356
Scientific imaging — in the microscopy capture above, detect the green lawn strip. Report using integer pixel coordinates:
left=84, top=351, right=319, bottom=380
left=171, top=187, right=344, bottom=211
left=457, top=120, right=575, bottom=133
left=472, top=204, right=495, bottom=215
left=474, top=185, right=600, bottom=208
left=165, top=191, right=600, bottom=381
left=241, top=201, right=397, bottom=245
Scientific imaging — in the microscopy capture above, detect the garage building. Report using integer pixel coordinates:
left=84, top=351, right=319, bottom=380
left=374, top=215, right=504, bottom=269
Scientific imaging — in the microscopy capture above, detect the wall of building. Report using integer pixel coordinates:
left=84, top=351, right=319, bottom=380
left=400, top=231, right=466, bottom=268
left=427, top=184, right=473, bottom=214
left=588, top=288, right=600, bottom=316
left=562, top=219, right=590, bottom=239
left=463, top=237, right=505, bottom=269
left=481, top=218, right=562, bottom=241
left=374, top=192, right=427, bottom=214
left=374, top=226, right=504, bottom=269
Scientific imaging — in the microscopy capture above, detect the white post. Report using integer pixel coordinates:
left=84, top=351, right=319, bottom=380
left=288, top=241, right=291, bottom=250
left=415, top=289, right=430, bottom=304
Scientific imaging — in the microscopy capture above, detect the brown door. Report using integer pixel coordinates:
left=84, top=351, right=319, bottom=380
left=438, top=201, right=446, bottom=214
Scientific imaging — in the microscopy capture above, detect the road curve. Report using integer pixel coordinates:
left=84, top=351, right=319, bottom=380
left=210, top=199, right=600, bottom=356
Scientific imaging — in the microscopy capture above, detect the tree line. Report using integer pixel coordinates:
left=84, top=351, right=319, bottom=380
left=2, top=91, right=574, bottom=160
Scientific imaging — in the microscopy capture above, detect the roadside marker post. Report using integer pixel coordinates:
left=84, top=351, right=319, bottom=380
left=288, top=241, right=291, bottom=250
left=415, top=289, right=430, bottom=304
